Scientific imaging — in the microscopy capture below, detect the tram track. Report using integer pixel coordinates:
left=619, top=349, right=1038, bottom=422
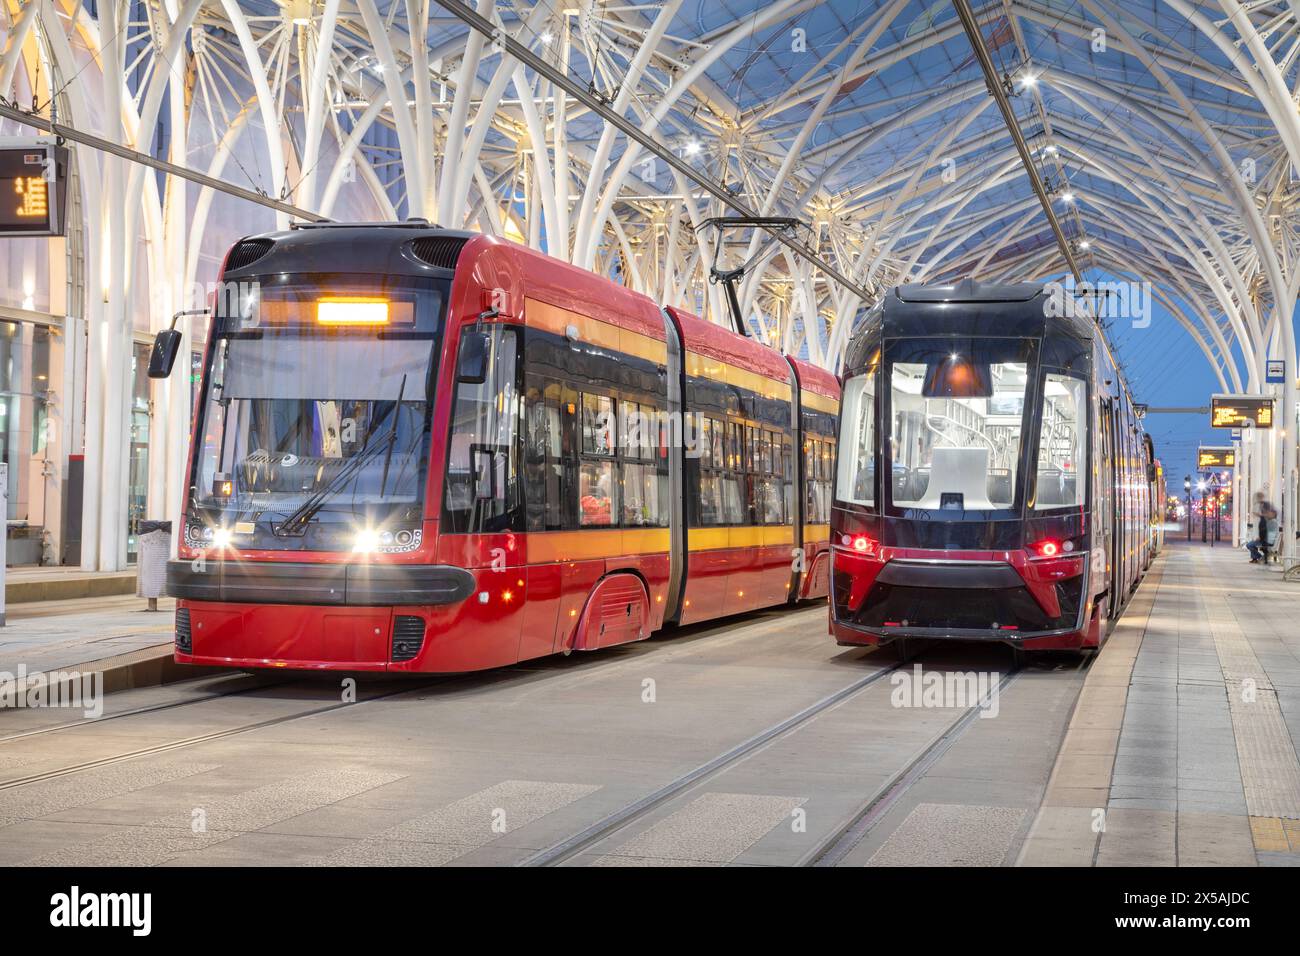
left=522, top=644, right=1095, bottom=867
left=0, top=673, right=300, bottom=743
left=801, top=665, right=1024, bottom=866
left=520, top=648, right=921, bottom=866
left=799, top=649, right=1093, bottom=866
left=0, top=678, right=448, bottom=792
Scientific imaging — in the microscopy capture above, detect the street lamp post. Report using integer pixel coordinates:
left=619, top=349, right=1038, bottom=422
left=1198, top=478, right=1208, bottom=543
left=1209, top=473, right=1221, bottom=547
left=1184, top=476, right=1192, bottom=541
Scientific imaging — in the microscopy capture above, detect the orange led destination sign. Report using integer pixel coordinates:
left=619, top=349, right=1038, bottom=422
left=1211, top=394, right=1273, bottom=429
left=1197, top=447, right=1235, bottom=469
left=0, top=140, right=68, bottom=236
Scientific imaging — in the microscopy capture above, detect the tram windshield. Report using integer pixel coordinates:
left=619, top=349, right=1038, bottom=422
left=884, top=337, right=1037, bottom=512
left=189, top=274, right=446, bottom=546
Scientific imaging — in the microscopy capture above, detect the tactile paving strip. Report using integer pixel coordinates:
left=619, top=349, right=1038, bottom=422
left=1198, top=553, right=1300, bottom=822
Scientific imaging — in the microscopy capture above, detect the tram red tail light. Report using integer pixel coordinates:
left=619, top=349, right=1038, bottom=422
left=843, top=534, right=876, bottom=555
left=1029, top=538, right=1074, bottom=558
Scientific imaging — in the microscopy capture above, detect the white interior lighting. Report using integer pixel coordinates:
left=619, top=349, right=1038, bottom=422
left=1060, top=191, right=1075, bottom=203
left=684, top=140, right=702, bottom=156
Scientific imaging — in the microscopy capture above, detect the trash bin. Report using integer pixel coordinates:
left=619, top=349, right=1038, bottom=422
left=136, top=520, right=172, bottom=610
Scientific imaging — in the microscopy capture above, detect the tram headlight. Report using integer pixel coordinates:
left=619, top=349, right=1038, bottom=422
left=353, top=529, right=380, bottom=553
left=211, top=528, right=233, bottom=550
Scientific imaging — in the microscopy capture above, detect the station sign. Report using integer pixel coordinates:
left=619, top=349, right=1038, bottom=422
left=1197, top=446, right=1235, bottom=469
left=1267, top=359, right=1286, bottom=384
left=1211, top=394, right=1273, bottom=429
left=0, top=137, right=69, bottom=237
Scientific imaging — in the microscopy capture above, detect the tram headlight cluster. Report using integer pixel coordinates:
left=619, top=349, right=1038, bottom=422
left=185, top=524, right=226, bottom=549
left=352, top=526, right=421, bottom=554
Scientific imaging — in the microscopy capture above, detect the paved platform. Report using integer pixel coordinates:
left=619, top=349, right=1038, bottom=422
left=1020, top=540, right=1300, bottom=866
left=4, top=568, right=138, bottom=605
left=0, top=594, right=175, bottom=677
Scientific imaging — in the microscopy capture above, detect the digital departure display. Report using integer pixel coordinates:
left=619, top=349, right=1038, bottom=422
left=0, top=140, right=69, bottom=236
left=1197, top=447, right=1235, bottom=468
left=1211, top=395, right=1274, bottom=429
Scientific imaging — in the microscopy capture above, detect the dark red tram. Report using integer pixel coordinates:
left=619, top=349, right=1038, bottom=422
left=829, top=280, right=1158, bottom=652
left=155, top=223, right=839, bottom=672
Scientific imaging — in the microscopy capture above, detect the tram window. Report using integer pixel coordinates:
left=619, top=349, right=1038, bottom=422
left=697, top=417, right=713, bottom=468
left=1035, top=374, right=1087, bottom=508
left=579, top=460, right=614, bottom=526
left=523, top=388, right=563, bottom=531
left=757, top=476, right=784, bottom=524
left=805, top=436, right=833, bottom=523
left=582, top=393, right=615, bottom=455
left=835, top=372, right=876, bottom=507
left=886, top=352, right=1028, bottom=510
left=622, top=461, right=666, bottom=526
left=623, top=400, right=657, bottom=460
left=444, top=327, right=520, bottom=533
left=721, top=476, right=744, bottom=524
left=711, top=419, right=724, bottom=466
left=698, top=473, right=725, bottom=525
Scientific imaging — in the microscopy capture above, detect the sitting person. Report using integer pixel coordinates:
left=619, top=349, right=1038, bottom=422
left=1247, top=491, right=1276, bottom=563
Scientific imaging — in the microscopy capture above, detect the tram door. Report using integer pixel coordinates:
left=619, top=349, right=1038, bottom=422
left=1100, top=398, right=1121, bottom=610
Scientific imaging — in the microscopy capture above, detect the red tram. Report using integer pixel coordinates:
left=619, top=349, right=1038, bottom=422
left=829, top=280, right=1158, bottom=652
left=153, top=222, right=839, bottom=672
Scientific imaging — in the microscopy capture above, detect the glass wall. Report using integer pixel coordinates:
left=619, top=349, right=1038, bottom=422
left=0, top=320, right=52, bottom=564
left=127, top=341, right=151, bottom=562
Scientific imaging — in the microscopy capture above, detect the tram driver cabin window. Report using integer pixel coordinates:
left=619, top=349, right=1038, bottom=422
left=836, top=371, right=875, bottom=507
left=886, top=345, right=1031, bottom=511
left=1036, top=374, right=1086, bottom=508
left=444, top=328, right=520, bottom=533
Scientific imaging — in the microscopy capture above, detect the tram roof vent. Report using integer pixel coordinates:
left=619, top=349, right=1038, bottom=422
left=409, top=236, right=468, bottom=271
left=895, top=278, right=1041, bottom=303
left=224, top=238, right=274, bottom=272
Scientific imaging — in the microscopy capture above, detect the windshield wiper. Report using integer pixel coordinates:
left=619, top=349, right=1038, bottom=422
left=272, top=396, right=405, bottom=537
left=378, top=375, right=407, bottom=498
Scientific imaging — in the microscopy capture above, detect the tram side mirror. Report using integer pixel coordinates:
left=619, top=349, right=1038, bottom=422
left=471, top=445, right=499, bottom=500
left=457, top=330, right=490, bottom=385
left=922, top=356, right=992, bottom=399
left=147, top=329, right=183, bottom=379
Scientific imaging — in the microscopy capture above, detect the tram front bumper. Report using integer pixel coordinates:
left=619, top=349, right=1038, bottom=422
left=165, top=559, right=476, bottom=607
left=830, top=549, right=1088, bottom=645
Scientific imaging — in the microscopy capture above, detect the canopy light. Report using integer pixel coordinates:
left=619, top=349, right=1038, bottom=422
left=317, top=297, right=390, bottom=325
